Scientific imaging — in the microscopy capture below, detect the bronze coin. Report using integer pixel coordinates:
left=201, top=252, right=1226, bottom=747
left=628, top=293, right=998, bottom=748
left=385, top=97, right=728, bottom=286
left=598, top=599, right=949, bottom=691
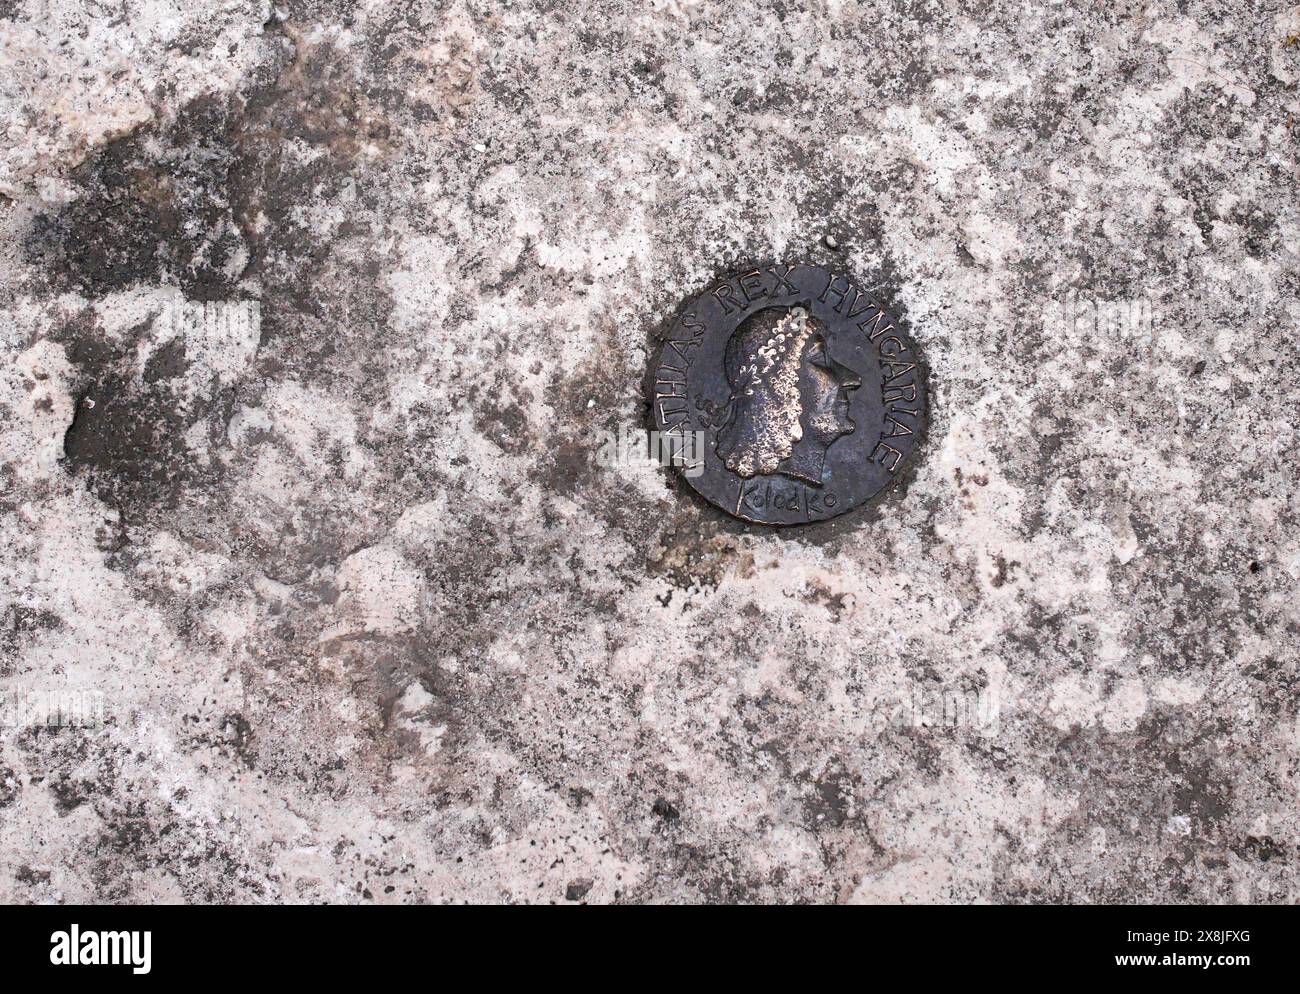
left=649, top=264, right=927, bottom=525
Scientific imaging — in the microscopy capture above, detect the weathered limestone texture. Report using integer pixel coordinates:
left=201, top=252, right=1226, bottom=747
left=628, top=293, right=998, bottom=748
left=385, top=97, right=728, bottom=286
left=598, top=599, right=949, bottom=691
left=1, top=0, right=1297, bottom=904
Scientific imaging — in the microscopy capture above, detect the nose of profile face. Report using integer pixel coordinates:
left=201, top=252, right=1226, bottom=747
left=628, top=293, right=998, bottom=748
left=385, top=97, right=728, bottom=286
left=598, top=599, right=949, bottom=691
left=833, top=359, right=861, bottom=391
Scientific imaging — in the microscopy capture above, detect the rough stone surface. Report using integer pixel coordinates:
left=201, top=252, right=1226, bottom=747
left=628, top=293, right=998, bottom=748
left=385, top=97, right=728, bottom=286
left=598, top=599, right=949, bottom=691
left=1, top=1, right=1297, bottom=904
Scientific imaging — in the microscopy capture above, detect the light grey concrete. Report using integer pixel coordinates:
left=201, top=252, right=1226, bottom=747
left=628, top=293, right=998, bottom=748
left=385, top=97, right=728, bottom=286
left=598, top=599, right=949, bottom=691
left=0, top=0, right=1297, bottom=903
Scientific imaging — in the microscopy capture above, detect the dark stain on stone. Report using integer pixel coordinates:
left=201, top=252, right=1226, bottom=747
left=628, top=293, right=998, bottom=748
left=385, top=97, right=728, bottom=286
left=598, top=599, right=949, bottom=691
left=28, top=30, right=396, bottom=395
left=568, top=786, right=593, bottom=808
left=806, top=767, right=854, bottom=828
left=14, top=865, right=49, bottom=887
left=61, top=373, right=193, bottom=518
left=1232, top=835, right=1287, bottom=863
left=474, top=397, right=531, bottom=456
left=219, top=713, right=255, bottom=766
left=651, top=796, right=679, bottom=821
left=33, top=38, right=412, bottom=518
left=805, top=578, right=849, bottom=619
left=0, top=766, right=19, bottom=808
left=990, top=554, right=1018, bottom=588
left=0, top=604, right=63, bottom=674
left=143, top=336, right=189, bottom=384
left=27, top=95, right=247, bottom=301
left=50, top=776, right=96, bottom=814
left=1244, top=656, right=1297, bottom=718
left=535, top=437, right=595, bottom=498
left=564, top=878, right=593, bottom=901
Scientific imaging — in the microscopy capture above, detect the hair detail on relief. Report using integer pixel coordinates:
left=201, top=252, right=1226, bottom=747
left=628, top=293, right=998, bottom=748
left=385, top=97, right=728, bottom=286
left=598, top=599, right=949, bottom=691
left=716, top=307, right=815, bottom=477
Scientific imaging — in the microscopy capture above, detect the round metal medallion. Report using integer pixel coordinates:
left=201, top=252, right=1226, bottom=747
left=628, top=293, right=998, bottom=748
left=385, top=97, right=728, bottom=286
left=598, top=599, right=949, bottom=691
left=649, top=264, right=928, bottom=525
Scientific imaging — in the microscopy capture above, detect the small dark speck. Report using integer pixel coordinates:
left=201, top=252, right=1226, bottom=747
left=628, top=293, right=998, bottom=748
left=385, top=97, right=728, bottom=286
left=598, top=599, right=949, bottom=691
left=565, top=878, right=593, bottom=901
left=1192, top=359, right=1207, bottom=376
left=1248, top=561, right=1261, bottom=574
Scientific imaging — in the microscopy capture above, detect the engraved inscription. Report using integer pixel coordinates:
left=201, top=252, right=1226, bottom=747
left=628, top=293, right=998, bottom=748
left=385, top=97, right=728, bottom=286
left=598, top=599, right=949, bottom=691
left=712, top=265, right=810, bottom=316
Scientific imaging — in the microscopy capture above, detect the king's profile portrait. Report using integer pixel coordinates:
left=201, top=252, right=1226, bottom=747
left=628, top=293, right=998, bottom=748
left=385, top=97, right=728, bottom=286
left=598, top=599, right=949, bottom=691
left=714, top=305, right=861, bottom=486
